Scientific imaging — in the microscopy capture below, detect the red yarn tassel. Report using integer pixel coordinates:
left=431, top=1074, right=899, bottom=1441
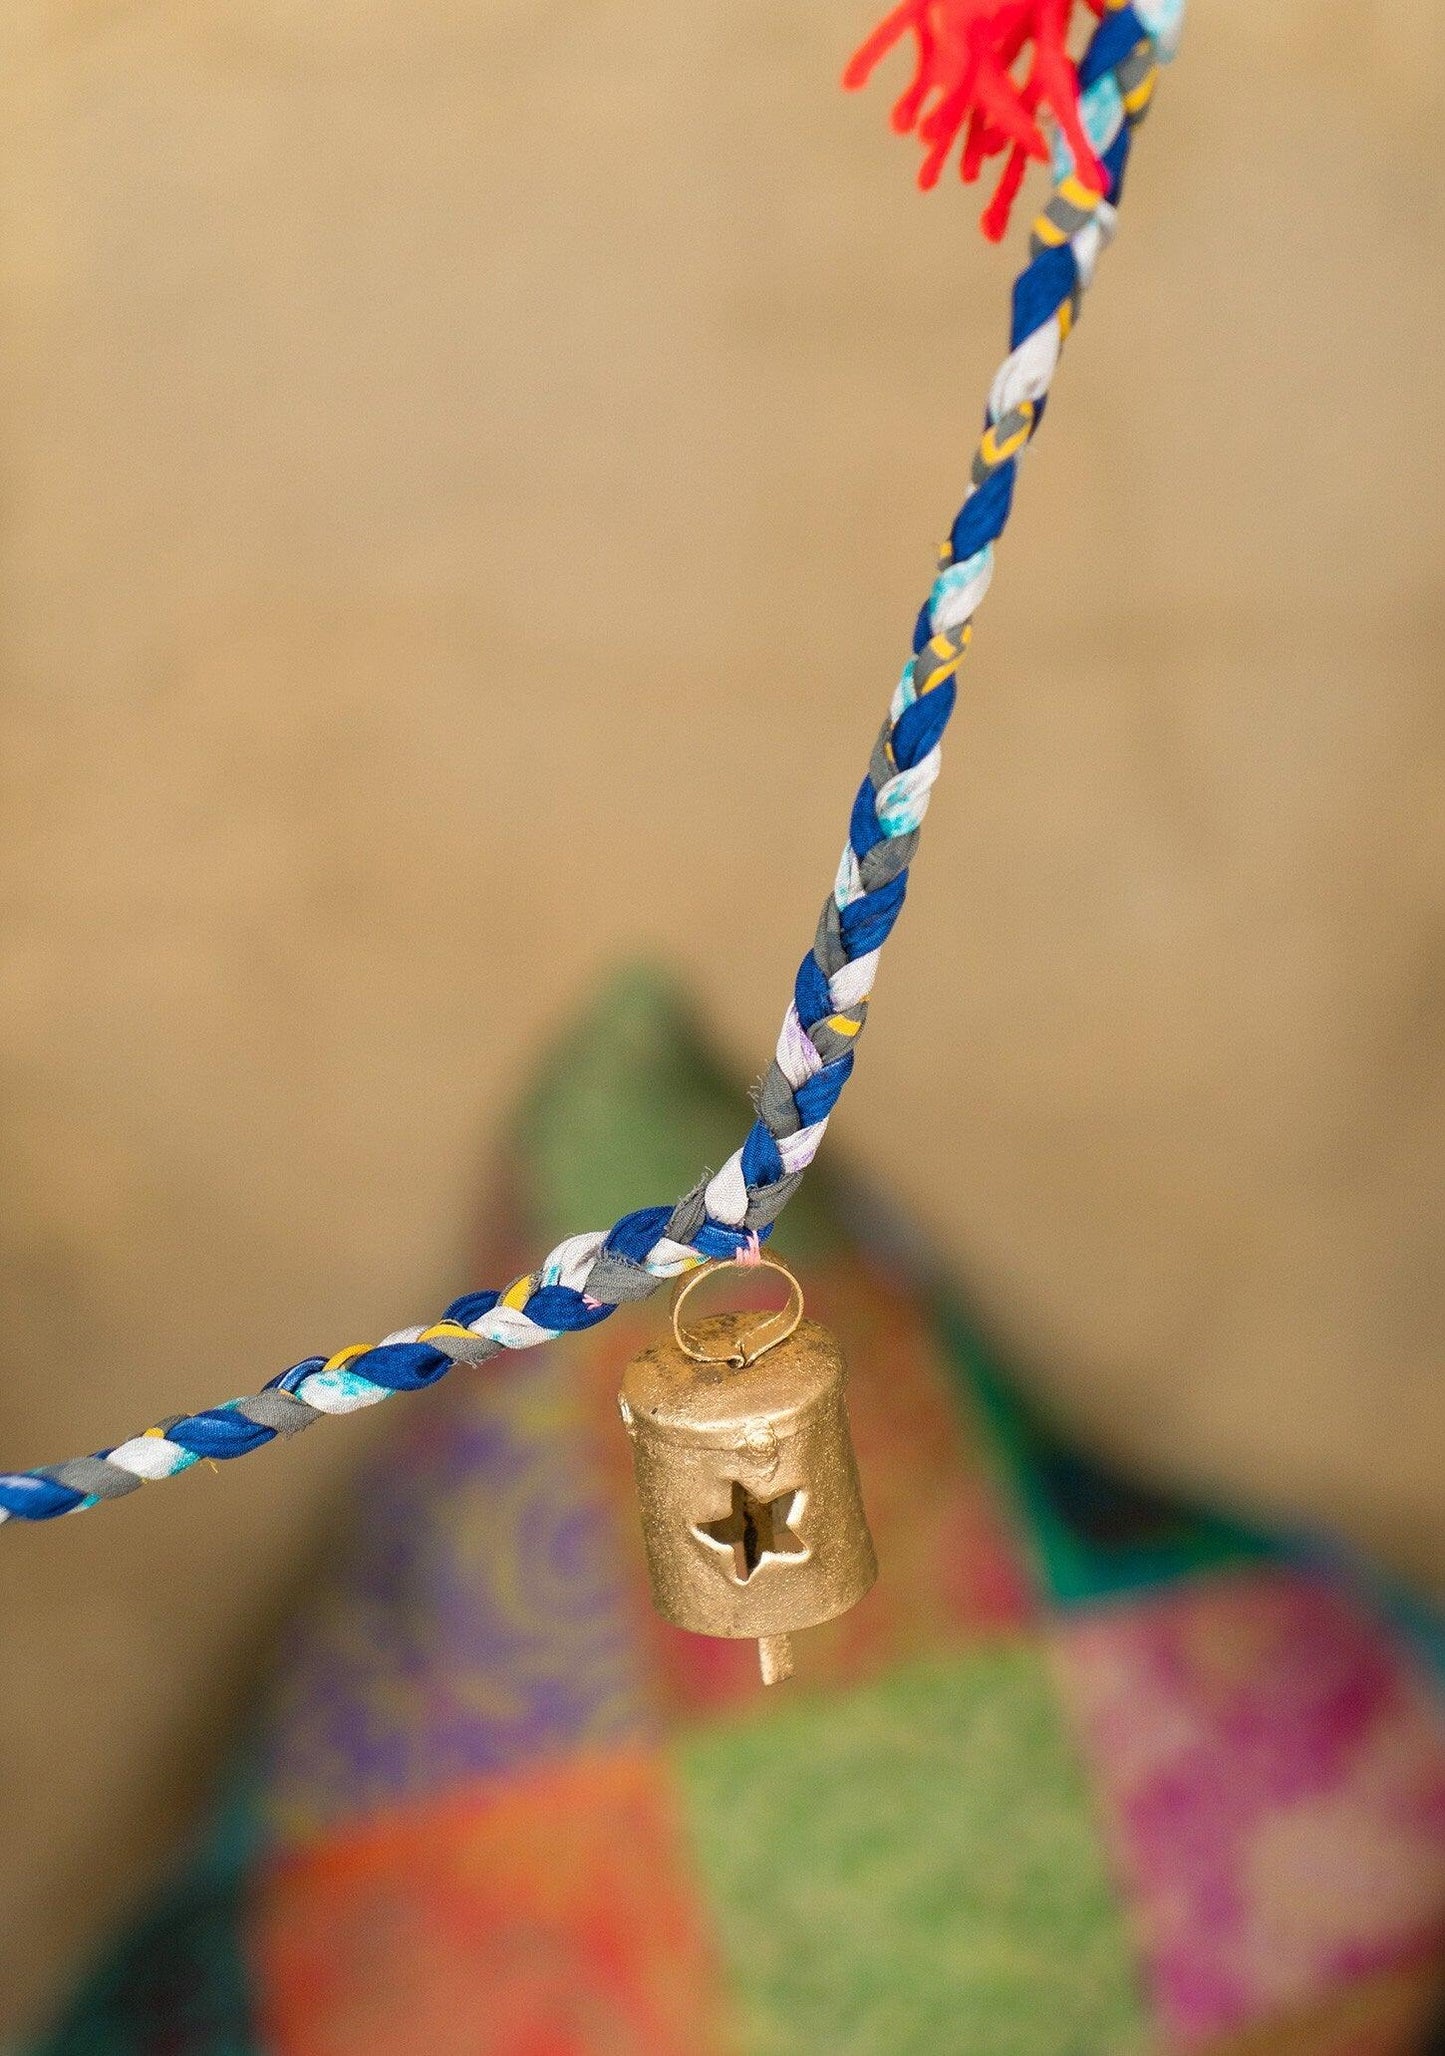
left=843, top=0, right=1107, bottom=239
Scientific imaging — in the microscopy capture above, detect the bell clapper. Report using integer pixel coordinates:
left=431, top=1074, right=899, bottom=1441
left=757, top=1633, right=794, bottom=1686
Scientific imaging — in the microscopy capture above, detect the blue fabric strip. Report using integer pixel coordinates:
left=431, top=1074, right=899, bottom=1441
left=1080, top=6, right=1144, bottom=87
left=523, top=1285, right=612, bottom=1330
left=950, top=463, right=1016, bottom=562
left=891, top=679, right=956, bottom=768
left=167, top=1411, right=278, bottom=1460
left=605, top=1205, right=675, bottom=1262
left=443, top=1290, right=501, bottom=1327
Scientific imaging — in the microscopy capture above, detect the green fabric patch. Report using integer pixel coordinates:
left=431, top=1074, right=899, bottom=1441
left=940, top=1297, right=1270, bottom=1607
left=675, top=1648, right=1148, bottom=2056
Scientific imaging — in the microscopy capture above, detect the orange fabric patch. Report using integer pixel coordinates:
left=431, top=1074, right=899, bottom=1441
left=251, top=1747, right=733, bottom=2056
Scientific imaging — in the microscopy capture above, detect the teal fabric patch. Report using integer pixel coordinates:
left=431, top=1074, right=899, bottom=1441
left=940, top=1297, right=1270, bottom=1606
left=30, top=1787, right=260, bottom=2056
left=675, top=1649, right=1148, bottom=2056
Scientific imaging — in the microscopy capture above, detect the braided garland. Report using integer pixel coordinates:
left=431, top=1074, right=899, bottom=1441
left=0, top=0, right=1182, bottom=1526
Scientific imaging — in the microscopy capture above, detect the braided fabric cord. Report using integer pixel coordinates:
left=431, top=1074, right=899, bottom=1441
left=0, top=0, right=1182, bottom=1525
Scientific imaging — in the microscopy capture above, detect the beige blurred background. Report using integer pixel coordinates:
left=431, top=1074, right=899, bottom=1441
left=2, top=0, right=1443, bottom=2036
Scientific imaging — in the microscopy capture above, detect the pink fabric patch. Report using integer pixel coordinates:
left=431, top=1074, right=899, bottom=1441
left=1056, top=1569, right=1445, bottom=2049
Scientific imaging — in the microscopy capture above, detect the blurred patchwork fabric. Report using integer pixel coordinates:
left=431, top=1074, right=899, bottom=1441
left=34, top=974, right=1445, bottom=2054
left=5, top=0, right=1445, bottom=2033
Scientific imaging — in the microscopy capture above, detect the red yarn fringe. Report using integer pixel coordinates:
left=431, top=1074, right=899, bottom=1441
left=843, top=0, right=1107, bottom=239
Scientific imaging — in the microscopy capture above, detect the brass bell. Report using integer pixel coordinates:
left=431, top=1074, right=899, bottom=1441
left=618, top=1256, right=877, bottom=1684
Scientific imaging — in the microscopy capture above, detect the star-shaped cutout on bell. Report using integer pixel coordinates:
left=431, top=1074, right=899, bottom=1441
left=697, top=1481, right=807, bottom=1583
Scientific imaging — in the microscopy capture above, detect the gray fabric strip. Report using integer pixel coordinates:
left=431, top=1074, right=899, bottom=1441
left=813, top=898, right=847, bottom=976
left=236, top=1390, right=318, bottom=1436
left=582, top=1251, right=663, bottom=1306
left=972, top=403, right=1032, bottom=485
left=1116, top=43, right=1153, bottom=100
left=50, top=1456, right=140, bottom=1499
left=743, top=1170, right=804, bottom=1229
left=426, top=1331, right=505, bottom=1365
left=757, top=1060, right=802, bottom=1139
left=911, top=628, right=966, bottom=696
left=1031, top=201, right=1091, bottom=262
left=665, top=1180, right=709, bottom=1246
left=809, top=1017, right=863, bottom=1067
left=858, top=828, right=918, bottom=890
left=995, top=401, right=1032, bottom=445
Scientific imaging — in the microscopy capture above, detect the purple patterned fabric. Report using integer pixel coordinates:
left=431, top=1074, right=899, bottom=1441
left=261, top=1352, right=652, bottom=1842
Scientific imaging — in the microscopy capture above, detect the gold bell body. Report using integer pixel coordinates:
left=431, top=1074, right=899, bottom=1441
left=619, top=1275, right=876, bottom=1685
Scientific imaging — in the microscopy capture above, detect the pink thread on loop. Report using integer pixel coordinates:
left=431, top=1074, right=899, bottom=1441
left=736, top=1234, right=764, bottom=1267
